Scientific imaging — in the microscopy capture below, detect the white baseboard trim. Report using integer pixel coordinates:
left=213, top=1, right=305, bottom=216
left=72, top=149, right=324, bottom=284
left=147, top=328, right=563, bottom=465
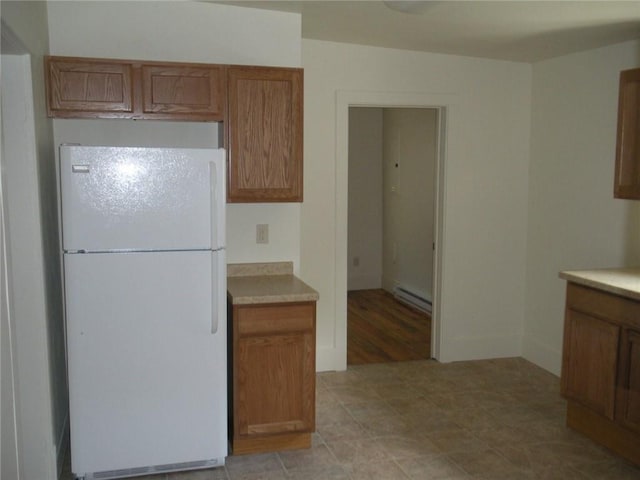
left=316, top=345, right=346, bottom=372
left=438, top=332, right=522, bottom=364
left=522, top=334, right=562, bottom=376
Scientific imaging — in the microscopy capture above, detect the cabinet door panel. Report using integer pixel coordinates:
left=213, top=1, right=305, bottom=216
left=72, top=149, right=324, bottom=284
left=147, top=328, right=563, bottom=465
left=236, top=331, right=314, bottom=436
left=142, top=65, right=225, bottom=120
left=227, top=67, right=303, bottom=202
left=46, top=58, right=133, bottom=117
left=617, top=330, right=640, bottom=433
left=561, top=309, right=620, bottom=419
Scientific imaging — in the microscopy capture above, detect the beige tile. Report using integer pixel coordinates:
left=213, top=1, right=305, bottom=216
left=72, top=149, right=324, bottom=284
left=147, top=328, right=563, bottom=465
left=316, top=417, right=370, bottom=442
left=383, top=395, right=433, bottom=416
left=326, top=385, right=383, bottom=403
left=345, top=459, right=410, bottom=480
left=326, top=437, right=391, bottom=466
left=484, top=404, right=546, bottom=426
left=225, top=470, right=288, bottom=480
left=277, top=444, right=335, bottom=471
left=359, top=414, right=419, bottom=437
left=425, top=428, right=489, bottom=454
left=396, top=455, right=471, bottom=479
left=286, top=464, right=351, bottom=480
left=225, top=453, right=284, bottom=477
left=496, top=442, right=614, bottom=470
left=317, top=369, right=364, bottom=388
left=343, top=399, right=397, bottom=422
left=400, top=410, right=461, bottom=434
left=167, top=467, right=228, bottom=480
left=315, top=403, right=355, bottom=427
left=446, top=448, right=523, bottom=478
left=446, top=407, right=503, bottom=431
left=373, top=434, right=442, bottom=460
left=575, top=460, right=640, bottom=479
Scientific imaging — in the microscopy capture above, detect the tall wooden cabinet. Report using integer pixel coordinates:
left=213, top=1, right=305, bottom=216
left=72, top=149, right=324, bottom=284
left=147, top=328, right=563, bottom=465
left=560, top=278, right=640, bottom=466
left=226, top=66, right=303, bottom=203
left=614, top=67, right=640, bottom=199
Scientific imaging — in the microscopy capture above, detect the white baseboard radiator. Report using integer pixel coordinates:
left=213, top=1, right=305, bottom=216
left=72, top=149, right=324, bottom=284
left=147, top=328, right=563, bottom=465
left=394, top=286, right=432, bottom=314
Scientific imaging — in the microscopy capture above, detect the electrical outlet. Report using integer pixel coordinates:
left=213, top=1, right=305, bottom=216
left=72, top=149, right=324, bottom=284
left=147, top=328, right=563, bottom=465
left=256, top=224, right=269, bottom=244
left=353, top=256, right=360, bottom=267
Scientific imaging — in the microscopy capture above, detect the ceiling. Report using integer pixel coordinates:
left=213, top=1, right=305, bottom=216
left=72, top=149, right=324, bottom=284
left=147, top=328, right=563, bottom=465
left=211, top=1, right=640, bottom=62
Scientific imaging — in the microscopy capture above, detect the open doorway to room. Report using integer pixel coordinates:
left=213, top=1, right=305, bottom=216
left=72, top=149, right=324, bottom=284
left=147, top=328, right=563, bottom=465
left=347, top=107, right=438, bottom=365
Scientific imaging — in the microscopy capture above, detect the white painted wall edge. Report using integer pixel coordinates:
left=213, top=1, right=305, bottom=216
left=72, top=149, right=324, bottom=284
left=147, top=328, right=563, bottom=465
left=522, top=334, right=562, bottom=376
left=336, top=90, right=456, bottom=369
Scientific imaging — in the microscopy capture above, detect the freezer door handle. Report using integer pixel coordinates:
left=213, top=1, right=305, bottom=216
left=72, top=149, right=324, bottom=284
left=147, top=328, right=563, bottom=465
left=209, top=158, right=226, bottom=250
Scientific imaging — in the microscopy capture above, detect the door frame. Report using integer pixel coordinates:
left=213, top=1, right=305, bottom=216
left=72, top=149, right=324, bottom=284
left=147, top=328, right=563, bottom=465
left=335, top=90, right=457, bottom=368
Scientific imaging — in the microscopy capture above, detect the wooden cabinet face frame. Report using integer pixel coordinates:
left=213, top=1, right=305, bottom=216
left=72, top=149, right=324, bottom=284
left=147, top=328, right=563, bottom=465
left=614, top=67, right=640, bottom=199
left=226, top=66, right=303, bottom=203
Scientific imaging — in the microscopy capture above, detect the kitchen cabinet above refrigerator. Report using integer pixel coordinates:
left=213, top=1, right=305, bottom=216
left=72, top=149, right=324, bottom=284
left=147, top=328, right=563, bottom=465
left=45, top=56, right=304, bottom=203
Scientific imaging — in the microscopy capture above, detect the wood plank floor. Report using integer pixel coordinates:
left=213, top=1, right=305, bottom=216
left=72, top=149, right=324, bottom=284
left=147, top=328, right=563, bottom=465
left=347, top=289, right=431, bottom=365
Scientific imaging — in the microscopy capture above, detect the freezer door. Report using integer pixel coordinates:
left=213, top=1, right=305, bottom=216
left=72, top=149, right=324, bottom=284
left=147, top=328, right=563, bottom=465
left=64, top=250, right=227, bottom=476
left=60, top=146, right=226, bottom=251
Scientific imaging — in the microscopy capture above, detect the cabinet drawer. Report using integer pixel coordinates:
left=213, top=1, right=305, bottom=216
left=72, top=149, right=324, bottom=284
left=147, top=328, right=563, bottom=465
left=567, top=283, right=640, bottom=330
left=237, top=303, right=314, bottom=336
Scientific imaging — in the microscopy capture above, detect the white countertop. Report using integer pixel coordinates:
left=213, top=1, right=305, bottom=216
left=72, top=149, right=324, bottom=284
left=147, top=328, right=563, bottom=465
left=559, top=267, right=640, bottom=301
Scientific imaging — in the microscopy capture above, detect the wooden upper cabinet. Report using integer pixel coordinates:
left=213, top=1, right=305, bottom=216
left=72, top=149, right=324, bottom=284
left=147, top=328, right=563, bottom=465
left=227, top=66, right=303, bottom=202
left=45, top=56, right=225, bottom=121
left=141, top=64, right=225, bottom=121
left=614, top=68, right=640, bottom=199
left=45, top=57, right=134, bottom=118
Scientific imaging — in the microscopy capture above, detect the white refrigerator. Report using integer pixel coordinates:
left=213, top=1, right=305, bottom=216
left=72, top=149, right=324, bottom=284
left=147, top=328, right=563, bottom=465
left=59, top=145, right=227, bottom=480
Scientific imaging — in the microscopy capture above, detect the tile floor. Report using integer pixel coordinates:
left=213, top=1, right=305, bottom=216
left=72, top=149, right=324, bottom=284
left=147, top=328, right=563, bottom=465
left=61, top=358, right=640, bottom=479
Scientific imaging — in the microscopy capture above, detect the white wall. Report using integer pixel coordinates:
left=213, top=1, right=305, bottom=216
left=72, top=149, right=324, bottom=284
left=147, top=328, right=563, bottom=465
left=1, top=2, right=66, bottom=478
left=524, top=40, right=640, bottom=375
left=302, top=39, right=532, bottom=370
left=46, top=1, right=303, bottom=271
left=382, top=108, right=437, bottom=302
left=347, top=107, right=383, bottom=290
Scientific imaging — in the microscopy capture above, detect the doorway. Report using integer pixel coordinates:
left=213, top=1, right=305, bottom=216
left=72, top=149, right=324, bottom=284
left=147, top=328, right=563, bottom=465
left=334, top=90, right=451, bottom=370
left=347, top=107, right=437, bottom=365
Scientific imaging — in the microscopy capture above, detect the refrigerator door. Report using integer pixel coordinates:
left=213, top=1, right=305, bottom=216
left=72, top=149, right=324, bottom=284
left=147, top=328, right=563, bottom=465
left=60, top=146, right=226, bottom=252
left=64, top=250, right=227, bottom=477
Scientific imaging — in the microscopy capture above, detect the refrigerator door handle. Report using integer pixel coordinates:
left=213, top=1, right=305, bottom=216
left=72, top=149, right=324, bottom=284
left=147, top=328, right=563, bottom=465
left=210, top=249, right=226, bottom=335
left=209, top=159, right=225, bottom=250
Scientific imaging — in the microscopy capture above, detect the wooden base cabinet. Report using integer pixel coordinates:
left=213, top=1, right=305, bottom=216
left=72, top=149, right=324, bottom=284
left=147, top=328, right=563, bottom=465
left=561, top=283, right=640, bottom=465
left=229, top=302, right=315, bottom=455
